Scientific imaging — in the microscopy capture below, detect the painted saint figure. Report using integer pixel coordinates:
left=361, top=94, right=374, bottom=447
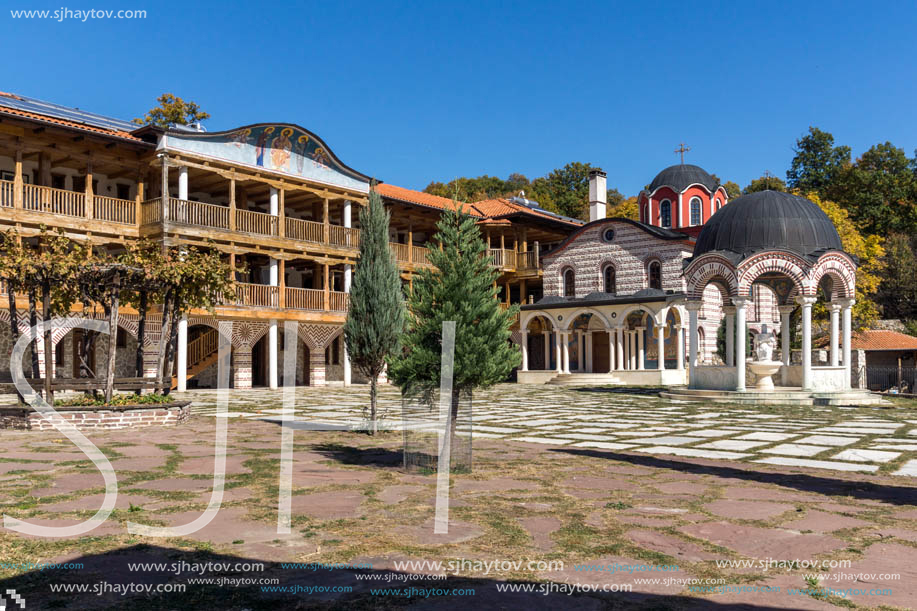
left=271, top=127, right=293, bottom=171
left=255, top=127, right=274, bottom=167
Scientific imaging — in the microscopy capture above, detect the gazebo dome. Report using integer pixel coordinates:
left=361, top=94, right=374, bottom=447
left=693, top=190, right=843, bottom=260
left=649, top=164, right=719, bottom=193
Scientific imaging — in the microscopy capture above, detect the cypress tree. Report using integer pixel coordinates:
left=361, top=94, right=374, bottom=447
left=389, top=203, right=520, bottom=445
left=343, top=184, right=404, bottom=435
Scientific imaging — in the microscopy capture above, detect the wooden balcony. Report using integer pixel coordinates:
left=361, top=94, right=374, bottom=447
left=23, top=183, right=86, bottom=218
left=94, top=195, right=136, bottom=225
left=517, top=251, right=539, bottom=271
left=488, top=248, right=517, bottom=270
left=285, top=217, right=324, bottom=243
left=0, top=180, right=137, bottom=225
left=0, top=181, right=14, bottom=208
left=285, top=287, right=324, bottom=310
left=233, top=283, right=278, bottom=308
left=236, top=208, right=278, bottom=236
left=167, top=198, right=229, bottom=230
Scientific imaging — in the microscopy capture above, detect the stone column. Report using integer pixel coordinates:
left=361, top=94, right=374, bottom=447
left=309, top=349, right=327, bottom=386
left=543, top=332, right=550, bottom=371
left=724, top=305, right=736, bottom=367
left=577, top=331, right=585, bottom=372
left=521, top=330, right=528, bottom=371
left=233, top=348, right=253, bottom=389
left=839, top=298, right=855, bottom=388
left=585, top=331, right=593, bottom=373
left=176, top=316, right=188, bottom=392
left=178, top=165, right=188, bottom=200
left=779, top=304, right=794, bottom=386
left=829, top=302, right=841, bottom=367
left=733, top=298, right=748, bottom=392
left=554, top=330, right=562, bottom=374
left=562, top=332, right=571, bottom=374
left=797, top=295, right=817, bottom=391
left=656, top=321, right=666, bottom=371
left=676, top=324, right=685, bottom=370
left=343, top=259, right=352, bottom=386
left=615, top=326, right=624, bottom=371
left=268, top=257, right=279, bottom=390
left=636, top=327, right=645, bottom=370
left=686, top=301, right=702, bottom=388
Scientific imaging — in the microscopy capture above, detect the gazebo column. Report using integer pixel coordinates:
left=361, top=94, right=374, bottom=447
left=656, top=321, right=666, bottom=371
left=724, top=305, right=735, bottom=367
left=520, top=329, right=529, bottom=371
left=798, top=296, right=817, bottom=391
left=829, top=302, right=841, bottom=367
left=554, top=330, right=562, bottom=374
left=636, top=327, right=645, bottom=370
left=839, top=298, right=855, bottom=388
left=686, top=301, right=702, bottom=389
left=779, top=304, right=794, bottom=386
left=733, top=297, right=748, bottom=391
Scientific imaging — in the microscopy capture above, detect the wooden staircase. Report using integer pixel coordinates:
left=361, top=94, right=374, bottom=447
left=172, top=329, right=219, bottom=390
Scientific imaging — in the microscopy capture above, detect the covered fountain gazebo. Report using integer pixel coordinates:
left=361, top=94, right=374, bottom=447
left=674, top=190, right=860, bottom=399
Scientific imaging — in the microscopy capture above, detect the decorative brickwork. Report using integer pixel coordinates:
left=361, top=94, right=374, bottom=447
left=0, top=403, right=191, bottom=430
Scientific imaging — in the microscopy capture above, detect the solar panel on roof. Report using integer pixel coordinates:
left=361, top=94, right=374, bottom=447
left=0, top=92, right=137, bottom=132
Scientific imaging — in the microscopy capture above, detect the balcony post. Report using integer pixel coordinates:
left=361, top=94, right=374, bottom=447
left=135, top=167, right=145, bottom=227
left=343, top=255, right=352, bottom=386
left=159, top=154, right=169, bottom=222
left=500, top=232, right=505, bottom=251
left=534, top=241, right=540, bottom=267
left=85, top=156, right=94, bottom=220
left=279, top=258, right=286, bottom=308
left=178, top=165, right=189, bottom=200
left=278, top=187, right=285, bottom=237
left=322, top=196, right=330, bottom=244
left=269, top=185, right=279, bottom=233
left=228, top=176, right=236, bottom=231
left=521, top=227, right=528, bottom=253
left=407, top=224, right=413, bottom=263
left=13, top=144, right=23, bottom=209
left=323, top=263, right=330, bottom=310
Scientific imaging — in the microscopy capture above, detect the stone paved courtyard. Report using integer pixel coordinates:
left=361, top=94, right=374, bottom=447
left=190, top=384, right=917, bottom=477
left=0, top=385, right=915, bottom=609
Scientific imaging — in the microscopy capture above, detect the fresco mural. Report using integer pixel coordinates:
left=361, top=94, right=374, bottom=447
left=161, top=124, right=369, bottom=193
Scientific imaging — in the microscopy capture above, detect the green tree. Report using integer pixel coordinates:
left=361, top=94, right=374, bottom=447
left=878, top=233, right=917, bottom=320
left=343, top=185, right=405, bottom=435
left=134, top=93, right=210, bottom=127
left=722, top=181, right=742, bottom=200
left=786, top=127, right=851, bottom=196
left=527, top=162, right=602, bottom=219
left=828, top=142, right=917, bottom=235
left=388, top=204, right=520, bottom=447
left=744, top=175, right=786, bottom=194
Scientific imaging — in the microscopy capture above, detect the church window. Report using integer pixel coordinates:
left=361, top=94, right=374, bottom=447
left=690, top=197, right=702, bottom=225
left=715, top=198, right=722, bottom=211
left=563, top=268, right=575, bottom=298
left=660, top=200, right=671, bottom=228
left=603, top=227, right=615, bottom=242
left=603, top=265, right=616, bottom=294
left=648, top=261, right=662, bottom=290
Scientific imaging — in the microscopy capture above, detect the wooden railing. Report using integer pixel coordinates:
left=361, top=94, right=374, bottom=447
left=329, top=225, right=360, bottom=248
left=167, top=198, right=229, bottom=230
left=411, top=245, right=431, bottom=266
left=285, top=287, right=324, bottom=310
left=23, top=183, right=85, bottom=218
left=285, top=217, right=324, bottom=243
left=94, top=195, right=135, bottom=225
left=517, top=251, right=539, bottom=270
left=234, top=283, right=278, bottom=307
left=0, top=180, right=13, bottom=208
left=236, top=209, right=278, bottom=236
left=187, top=329, right=218, bottom=368
left=329, top=291, right=349, bottom=312
left=391, top=243, right=410, bottom=262
left=487, top=248, right=517, bottom=269
left=140, top=198, right=163, bottom=225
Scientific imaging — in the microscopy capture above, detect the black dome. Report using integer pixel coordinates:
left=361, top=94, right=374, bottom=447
left=693, top=190, right=843, bottom=260
left=649, top=164, right=719, bottom=193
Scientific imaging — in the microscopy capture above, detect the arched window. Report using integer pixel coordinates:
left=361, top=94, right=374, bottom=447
left=715, top=198, right=722, bottom=211
left=690, top=197, right=702, bottom=225
left=603, top=265, right=616, bottom=294
left=563, top=268, right=575, bottom=297
left=660, top=200, right=671, bottom=228
left=648, top=261, right=662, bottom=290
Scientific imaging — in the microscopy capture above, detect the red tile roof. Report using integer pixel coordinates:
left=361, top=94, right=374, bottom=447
left=374, top=183, right=480, bottom=215
left=851, top=329, right=917, bottom=351
left=471, top=197, right=583, bottom=226
left=0, top=93, right=144, bottom=142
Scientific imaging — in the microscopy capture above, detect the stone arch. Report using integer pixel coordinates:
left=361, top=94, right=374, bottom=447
left=810, top=253, right=856, bottom=300
left=737, top=251, right=810, bottom=297
left=232, top=320, right=271, bottom=350
left=560, top=307, right=609, bottom=331
left=594, top=258, right=619, bottom=293
left=685, top=255, right=738, bottom=300
left=520, top=310, right=558, bottom=333
left=619, top=304, right=659, bottom=328
left=298, top=323, right=342, bottom=351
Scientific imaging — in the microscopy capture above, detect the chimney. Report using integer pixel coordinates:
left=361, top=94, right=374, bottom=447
left=588, top=169, right=607, bottom=222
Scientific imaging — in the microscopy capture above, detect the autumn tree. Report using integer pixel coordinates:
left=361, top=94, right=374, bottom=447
left=607, top=196, right=640, bottom=220
left=134, top=93, right=210, bottom=127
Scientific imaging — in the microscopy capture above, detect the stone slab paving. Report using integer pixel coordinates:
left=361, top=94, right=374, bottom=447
left=174, top=384, right=917, bottom=479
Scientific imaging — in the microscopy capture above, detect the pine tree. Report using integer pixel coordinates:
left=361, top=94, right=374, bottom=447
left=343, top=185, right=405, bottom=435
left=388, top=203, right=521, bottom=446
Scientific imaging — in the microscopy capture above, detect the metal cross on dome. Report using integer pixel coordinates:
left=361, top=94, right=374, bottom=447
left=675, top=142, right=691, bottom=164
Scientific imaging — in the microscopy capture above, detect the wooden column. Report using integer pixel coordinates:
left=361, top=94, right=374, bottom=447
left=278, top=187, right=285, bottom=237
left=407, top=224, right=413, bottom=263
left=135, top=169, right=145, bottom=226
left=279, top=259, right=286, bottom=308
left=160, top=154, right=169, bottom=222
left=13, top=144, right=23, bottom=209
left=322, top=197, right=330, bottom=243
left=500, top=232, right=505, bottom=251
left=521, top=227, right=528, bottom=253
left=85, top=157, right=94, bottom=220
left=521, top=279, right=528, bottom=304
left=505, top=281, right=511, bottom=306
left=229, top=252, right=236, bottom=282
left=323, top=263, right=330, bottom=310
left=228, top=176, right=236, bottom=231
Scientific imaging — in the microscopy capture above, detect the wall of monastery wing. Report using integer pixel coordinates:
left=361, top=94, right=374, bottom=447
left=0, top=154, right=140, bottom=201
left=542, top=221, right=692, bottom=298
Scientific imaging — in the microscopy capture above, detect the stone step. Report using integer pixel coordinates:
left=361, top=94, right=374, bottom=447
left=546, top=373, right=627, bottom=386
left=659, top=387, right=888, bottom=407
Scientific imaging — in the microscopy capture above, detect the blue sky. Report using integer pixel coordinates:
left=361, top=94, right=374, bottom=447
left=5, top=1, right=916, bottom=196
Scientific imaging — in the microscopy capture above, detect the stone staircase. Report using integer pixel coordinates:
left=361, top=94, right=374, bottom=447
left=659, top=387, right=889, bottom=407
left=547, top=373, right=627, bottom=386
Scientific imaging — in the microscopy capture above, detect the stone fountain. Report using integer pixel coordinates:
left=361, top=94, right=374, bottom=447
left=748, top=325, right=782, bottom=391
